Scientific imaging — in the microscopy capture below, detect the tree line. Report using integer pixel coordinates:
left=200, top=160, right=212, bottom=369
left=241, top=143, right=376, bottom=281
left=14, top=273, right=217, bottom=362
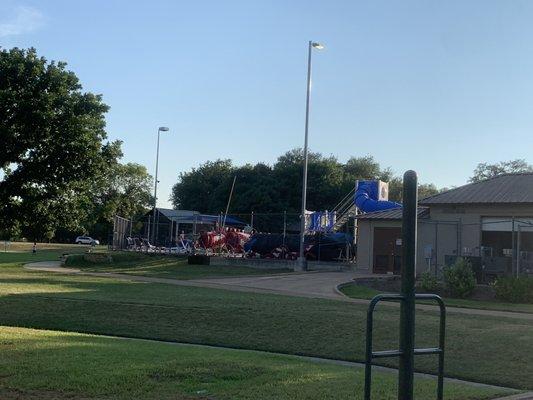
left=170, top=149, right=441, bottom=216
left=171, top=154, right=533, bottom=219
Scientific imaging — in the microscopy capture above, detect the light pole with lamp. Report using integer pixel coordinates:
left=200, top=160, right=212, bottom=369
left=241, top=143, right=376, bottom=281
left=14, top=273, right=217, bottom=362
left=152, top=126, right=170, bottom=245
left=298, top=41, right=324, bottom=271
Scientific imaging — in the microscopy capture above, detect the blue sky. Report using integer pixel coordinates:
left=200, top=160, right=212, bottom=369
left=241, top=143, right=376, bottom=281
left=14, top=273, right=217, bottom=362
left=2, top=1, right=533, bottom=208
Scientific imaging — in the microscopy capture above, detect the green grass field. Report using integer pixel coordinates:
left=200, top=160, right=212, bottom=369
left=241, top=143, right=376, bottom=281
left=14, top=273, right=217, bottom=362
left=2, top=241, right=106, bottom=253
left=0, top=326, right=511, bottom=400
left=0, top=249, right=531, bottom=397
left=340, top=282, right=533, bottom=314
left=64, top=251, right=293, bottom=279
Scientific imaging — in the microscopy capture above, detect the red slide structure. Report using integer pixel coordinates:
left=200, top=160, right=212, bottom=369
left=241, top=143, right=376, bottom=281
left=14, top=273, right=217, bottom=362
left=197, top=228, right=250, bottom=254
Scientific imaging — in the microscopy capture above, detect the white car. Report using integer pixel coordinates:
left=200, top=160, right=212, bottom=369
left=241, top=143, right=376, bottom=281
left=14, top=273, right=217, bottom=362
left=75, top=236, right=100, bottom=245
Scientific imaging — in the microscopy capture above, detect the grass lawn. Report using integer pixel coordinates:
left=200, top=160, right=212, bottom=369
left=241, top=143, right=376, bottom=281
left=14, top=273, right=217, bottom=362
left=64, top=251, right=293, bottom=279
left=0, top=245, right=99, bottom=265
left=0, top=252, right=532, bottom=391
left=2, top=241, right=105, bottom=253
left=340, top=282, right=533, bottom=314
left=0, top=326, right=511, bottom=400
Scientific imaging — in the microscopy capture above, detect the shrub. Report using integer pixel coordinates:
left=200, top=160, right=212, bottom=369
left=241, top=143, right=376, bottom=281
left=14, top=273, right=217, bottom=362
left=109, top=251, right=148, bottom=263
left=443, top=258, right=476, bottom=298
left=493, top=277, right=533, bottom=303
left=419, top=271, right=439, bottom=292
left=64, top=254, right=85, bottom=266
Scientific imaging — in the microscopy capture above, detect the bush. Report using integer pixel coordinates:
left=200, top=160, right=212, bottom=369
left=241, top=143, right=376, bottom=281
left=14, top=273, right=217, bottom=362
left=64, top=254, right=85, bottom=266
left=443, top=258, right=476, bottom=298
left=419, top=271, right=439, bottom=292
left=493, top=277, right=533, bottom=303
left=109, top=251, right=148, bottom=263
left=64, top=251, right=153, bottom=267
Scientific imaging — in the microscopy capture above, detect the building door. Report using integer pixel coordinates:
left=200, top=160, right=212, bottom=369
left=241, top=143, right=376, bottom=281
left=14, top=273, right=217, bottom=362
left=373, top=227, right=402, bottom=274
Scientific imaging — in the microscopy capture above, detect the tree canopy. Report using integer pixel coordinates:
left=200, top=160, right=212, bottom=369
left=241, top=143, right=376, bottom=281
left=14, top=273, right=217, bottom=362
left=170, top=149, right=441, bottom=216
left=0, top=48, right=151, bottom=241
left=470, top=159, right=533, bottom=183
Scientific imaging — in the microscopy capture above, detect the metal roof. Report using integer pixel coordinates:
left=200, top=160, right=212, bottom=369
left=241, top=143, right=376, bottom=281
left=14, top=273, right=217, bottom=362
left=155, top=208, right=199, bottom=219
left=151, top=208, right=246, bottom=226
left=419, top=173, right=533, bottom=205
left=356, top=207, right=429, bottom=220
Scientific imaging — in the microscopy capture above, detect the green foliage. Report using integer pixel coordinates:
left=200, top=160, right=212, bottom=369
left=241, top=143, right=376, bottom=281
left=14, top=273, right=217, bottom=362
left=81, top=161, right=153, bottom=241
left=470, top=159, right=533, bottom=183
left=63, top=254, right=85, bottom=266
left=171, top=150, right=403, bottom=221
left=419, top=271, right=440, bottom=292
left=0, top=47, right=118, bottom=240
left=443, top=258, right=476, bottom=298
left=170, top=149, right=444, bottom=223
left=0, top=48, right=153, bottom=242
left=493, top=277, right=533, bottom=303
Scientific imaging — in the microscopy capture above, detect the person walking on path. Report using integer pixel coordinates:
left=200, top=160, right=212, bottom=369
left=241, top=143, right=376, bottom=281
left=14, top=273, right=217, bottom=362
left=32, top=242, right=37, bottom=255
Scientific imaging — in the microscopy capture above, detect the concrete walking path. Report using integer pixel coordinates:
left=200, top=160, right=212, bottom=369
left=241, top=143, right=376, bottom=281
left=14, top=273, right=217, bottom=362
left=23, top=261, right=533, bottom=320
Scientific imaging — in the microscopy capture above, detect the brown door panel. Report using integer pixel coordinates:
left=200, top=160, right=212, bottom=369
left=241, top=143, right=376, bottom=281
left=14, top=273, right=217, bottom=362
left=373, top=227, right=402, bottom=274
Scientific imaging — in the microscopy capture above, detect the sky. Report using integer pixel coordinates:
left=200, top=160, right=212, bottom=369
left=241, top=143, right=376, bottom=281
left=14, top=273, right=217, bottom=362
left=2, top=0, right=533, bottom=208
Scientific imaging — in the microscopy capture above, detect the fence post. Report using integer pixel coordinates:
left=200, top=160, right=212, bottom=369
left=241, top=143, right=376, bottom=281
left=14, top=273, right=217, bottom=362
left=251, top=211, right=254, bottom=230
left=283, top=211, right=287, bottom=245
left=398, top=170, right=418, bottom=400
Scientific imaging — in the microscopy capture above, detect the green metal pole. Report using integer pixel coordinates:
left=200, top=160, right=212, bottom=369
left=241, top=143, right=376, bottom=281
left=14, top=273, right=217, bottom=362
left=398, top=170, right=418, bottom=400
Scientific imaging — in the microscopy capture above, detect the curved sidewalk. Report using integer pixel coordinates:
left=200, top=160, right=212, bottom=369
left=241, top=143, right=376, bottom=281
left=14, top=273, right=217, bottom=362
left=23, top=261, right=533, bottom=321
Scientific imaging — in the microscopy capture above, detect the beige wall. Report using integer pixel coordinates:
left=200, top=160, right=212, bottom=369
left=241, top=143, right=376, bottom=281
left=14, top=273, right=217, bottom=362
left=357, top=204, right=533, bottom=275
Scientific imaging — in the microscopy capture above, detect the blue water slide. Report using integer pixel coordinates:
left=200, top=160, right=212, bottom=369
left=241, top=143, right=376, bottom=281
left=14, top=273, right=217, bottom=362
left=354, top=180, right=402, bottom=213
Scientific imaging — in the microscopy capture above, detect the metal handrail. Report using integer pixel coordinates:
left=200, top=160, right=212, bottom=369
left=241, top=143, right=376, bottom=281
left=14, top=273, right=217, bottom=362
left=364, top=293, right=446, bottom=400
left=331, top=186, right=356, bottom=212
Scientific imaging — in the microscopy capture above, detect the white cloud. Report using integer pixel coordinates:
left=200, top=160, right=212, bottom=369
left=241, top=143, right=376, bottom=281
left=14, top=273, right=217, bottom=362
left=0, top=6, right=45, bottom=38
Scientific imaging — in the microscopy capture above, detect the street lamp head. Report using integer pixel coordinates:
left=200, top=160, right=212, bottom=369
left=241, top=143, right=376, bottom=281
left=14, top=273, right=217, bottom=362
left=311, top=42, right=324, bottom=50
left=158, top=126, right=169, bottom=132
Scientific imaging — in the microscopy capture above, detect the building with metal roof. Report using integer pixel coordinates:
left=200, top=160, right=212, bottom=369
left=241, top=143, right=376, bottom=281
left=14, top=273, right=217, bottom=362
left=356, top=173, right=533, bottom=277
left=420, top=173, right=533, bottom=205
left=142, top=208, right=247, bottom=246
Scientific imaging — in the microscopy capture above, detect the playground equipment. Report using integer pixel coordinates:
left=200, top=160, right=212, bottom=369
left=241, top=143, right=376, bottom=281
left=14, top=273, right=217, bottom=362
left=328, top=180, right=401, bottom=232
left=364, top=171, right=446, bottom=400
left=197, top=228, right=251, bottom=255
left=308, top=210, right=336, bottom=232
left=355, top=180, right=402, bottom=213
left=244, top=232, right=353, bottom=261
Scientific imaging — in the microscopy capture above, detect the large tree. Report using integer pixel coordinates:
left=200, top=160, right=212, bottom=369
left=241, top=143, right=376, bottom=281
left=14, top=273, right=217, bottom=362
left=75, top=159, right=153, bottom=242
left=0, top=47, right=119, bottom=240
left=171, top=159, right=234, bottom=213
left=470, top=159, right=533, bottom=183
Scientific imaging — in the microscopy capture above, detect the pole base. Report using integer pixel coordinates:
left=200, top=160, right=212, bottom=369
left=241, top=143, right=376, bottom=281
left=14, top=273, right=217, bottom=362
left=295, top=257, right=308, bottom=272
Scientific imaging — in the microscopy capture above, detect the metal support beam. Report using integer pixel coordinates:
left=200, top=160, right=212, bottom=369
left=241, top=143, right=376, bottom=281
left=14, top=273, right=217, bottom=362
left=364, top=171, right=445, bottom=400
left=398, top=170, right=418, bottom=400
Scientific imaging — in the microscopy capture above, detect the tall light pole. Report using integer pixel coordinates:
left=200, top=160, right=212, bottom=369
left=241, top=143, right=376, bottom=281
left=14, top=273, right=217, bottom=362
left=152, top=126, right=169, bottom=245
left=298, top=41, right=324, bottom=271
